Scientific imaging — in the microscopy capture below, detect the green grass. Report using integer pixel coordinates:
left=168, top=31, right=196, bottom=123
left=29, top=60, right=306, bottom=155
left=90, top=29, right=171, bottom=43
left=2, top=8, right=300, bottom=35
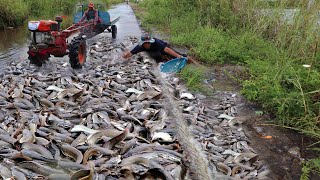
left=301, top=158, right=320, bottom=180
left=0, top=0, right=29, bottom=27
left=0, top=0, right=78, bottom=28
left=88, top=0, right=124, bottom=9
left=105, top=0, right=124, bottom=6
left=178, top=65, right=205, bottom=91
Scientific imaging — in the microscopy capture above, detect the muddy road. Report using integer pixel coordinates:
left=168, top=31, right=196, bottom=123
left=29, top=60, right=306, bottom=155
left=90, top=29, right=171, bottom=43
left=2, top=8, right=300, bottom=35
left=0, top=2, right=318, bottom=180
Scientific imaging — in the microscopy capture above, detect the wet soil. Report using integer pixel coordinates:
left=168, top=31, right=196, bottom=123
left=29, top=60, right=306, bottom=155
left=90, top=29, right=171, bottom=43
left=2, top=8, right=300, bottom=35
left=200, top=65, right=320, bottom=180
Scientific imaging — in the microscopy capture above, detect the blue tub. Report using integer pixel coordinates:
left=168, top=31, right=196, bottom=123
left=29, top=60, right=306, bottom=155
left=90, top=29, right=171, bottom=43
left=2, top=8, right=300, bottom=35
left=160, top=57, right=188, bottom=73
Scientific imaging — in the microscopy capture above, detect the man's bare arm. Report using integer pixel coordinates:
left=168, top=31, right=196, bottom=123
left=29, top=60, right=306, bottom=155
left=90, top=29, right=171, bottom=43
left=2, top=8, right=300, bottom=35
left=164, top=47, right=182, bottom=59
left=164, top=47, right=200, bottom=65
left=122, top=51, right=133, bottom=59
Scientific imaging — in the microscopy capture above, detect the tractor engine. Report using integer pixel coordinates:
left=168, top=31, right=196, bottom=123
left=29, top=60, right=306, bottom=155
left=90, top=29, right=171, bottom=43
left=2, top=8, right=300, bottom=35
left=27, top=15, right=88, bottom=68
left=28, top=20, right=59, bottom=45
left=27, top=16, right=68, bottom=66
left=31, top=32, right=55, bottom=45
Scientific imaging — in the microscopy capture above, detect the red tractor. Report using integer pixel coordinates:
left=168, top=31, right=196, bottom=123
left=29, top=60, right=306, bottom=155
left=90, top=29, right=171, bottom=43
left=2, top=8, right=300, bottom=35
left=27, top=4, right=119, bottom=69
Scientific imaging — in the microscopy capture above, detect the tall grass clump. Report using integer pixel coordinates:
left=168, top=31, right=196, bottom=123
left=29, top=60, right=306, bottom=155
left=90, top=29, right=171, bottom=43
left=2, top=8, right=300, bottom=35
left=301, top=158, right=320, bottom=180
left=179, top=65, right=205, bottom=91
left=87, top=0, right=123, bottom=9
left=139, top=0, right=320, bottom=145
left=0, top=0, right=107, bottom=28
left=235, top=0, right=320, bottom=140
left=103, top=0, right=124, bottom=7
left=0, top=0, right=28, bottom=27
left=23, top=0, right=77, bottom=18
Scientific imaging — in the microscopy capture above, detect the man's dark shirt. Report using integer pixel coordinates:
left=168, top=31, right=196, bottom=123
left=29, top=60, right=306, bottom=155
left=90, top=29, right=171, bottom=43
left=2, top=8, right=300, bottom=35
left=80, top=9, right=99, bottom=22
left=130, top=38, right=167, bottom=55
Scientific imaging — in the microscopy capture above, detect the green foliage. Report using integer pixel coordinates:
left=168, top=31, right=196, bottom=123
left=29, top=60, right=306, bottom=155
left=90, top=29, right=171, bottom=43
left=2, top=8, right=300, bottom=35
left=105, top=0, right=124, bottom=6
left=90, top=0, right=123, bottom=9
left=171, top=28, right=278, bottom=65
left=24, top=0, right=77, bottom=18
left=178, top=65, right=205, bottom=91
left=301, top=158, right=320, bottom=180
left=0, top=0, right=78, bottom=28
left=139, top=0, right=173, bottom=31
left=0, top=0, right=28, bottom=27
left=242, top=57, right=320, bottom=133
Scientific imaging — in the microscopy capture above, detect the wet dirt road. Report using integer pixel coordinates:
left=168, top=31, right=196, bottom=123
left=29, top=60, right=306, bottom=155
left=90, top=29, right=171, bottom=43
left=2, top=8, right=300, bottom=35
left=108, top=3, right=141, bottom=41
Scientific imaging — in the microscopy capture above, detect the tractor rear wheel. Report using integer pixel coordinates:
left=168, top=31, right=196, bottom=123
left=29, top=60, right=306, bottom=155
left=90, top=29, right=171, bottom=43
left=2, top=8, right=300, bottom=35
left=111, top=25, right=117, bottom=39
left=69, top=36, right=86, bottom=69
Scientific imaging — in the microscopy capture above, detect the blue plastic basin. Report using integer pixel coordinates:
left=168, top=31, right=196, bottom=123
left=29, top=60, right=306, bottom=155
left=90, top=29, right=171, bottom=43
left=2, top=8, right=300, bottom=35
left=160, top=57, right=188, bottom=73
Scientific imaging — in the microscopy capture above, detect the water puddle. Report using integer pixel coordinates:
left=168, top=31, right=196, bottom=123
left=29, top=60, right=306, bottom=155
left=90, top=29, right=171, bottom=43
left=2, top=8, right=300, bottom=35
left=0, top=26, right=29, bottom=68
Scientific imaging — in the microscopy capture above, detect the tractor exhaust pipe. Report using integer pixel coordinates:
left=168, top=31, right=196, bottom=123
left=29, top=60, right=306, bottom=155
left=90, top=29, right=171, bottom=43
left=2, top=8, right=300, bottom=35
left=55, top=16, right=63, bottom=31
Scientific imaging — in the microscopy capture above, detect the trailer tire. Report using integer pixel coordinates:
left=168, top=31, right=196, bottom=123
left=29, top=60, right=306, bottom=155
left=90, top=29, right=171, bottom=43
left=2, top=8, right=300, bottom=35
left=69, top=36, right=86, bottom=69
left=111, top=25, right=117, bottom=39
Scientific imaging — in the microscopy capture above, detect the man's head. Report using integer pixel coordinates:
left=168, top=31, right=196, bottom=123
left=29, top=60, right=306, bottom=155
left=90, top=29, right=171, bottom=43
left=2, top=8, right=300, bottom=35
left=140, top=33, right=155, bottom=49
left=88, top=3, right=94, bottom=10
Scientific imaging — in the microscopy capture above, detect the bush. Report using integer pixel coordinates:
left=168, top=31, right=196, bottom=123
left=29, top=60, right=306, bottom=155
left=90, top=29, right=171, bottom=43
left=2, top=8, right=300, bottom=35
left=0, top=0, right=76, bottom=28
left=0, top=0, right=28, bottom=27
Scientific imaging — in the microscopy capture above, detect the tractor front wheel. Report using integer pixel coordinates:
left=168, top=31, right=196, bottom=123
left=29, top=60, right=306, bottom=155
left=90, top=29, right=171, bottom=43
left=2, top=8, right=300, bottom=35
left=111, top=25, right=117, bottom=39
left=69, top=36, right=87, bottom=69
left=28, top=53, right=49, bottom=67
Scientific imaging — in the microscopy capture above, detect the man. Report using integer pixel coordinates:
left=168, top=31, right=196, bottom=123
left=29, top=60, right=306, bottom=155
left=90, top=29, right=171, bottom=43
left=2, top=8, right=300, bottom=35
left=80, top=3, right=101, bottom=25
left=123, top=33, right=197, bottom=63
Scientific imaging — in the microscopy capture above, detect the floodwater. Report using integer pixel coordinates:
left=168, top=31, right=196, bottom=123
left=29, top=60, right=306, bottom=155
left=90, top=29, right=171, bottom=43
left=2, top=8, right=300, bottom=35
left=0, top=26, right=29, bottom=68
left=0, top=3, right=141, bottom=69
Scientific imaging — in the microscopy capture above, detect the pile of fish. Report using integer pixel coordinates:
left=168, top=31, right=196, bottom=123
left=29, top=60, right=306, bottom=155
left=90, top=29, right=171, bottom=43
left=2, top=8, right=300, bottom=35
left=0, top=37, right=185, bottom=180
left=0, top=35, right=271, bottom=179
left=156, top=59, right=272, bottom=178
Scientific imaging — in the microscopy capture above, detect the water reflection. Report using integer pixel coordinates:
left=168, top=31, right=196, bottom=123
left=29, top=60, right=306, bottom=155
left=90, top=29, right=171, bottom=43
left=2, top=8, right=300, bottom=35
left=0, top=25, right=29, bottom=50
left=0, top=25, right=29, bottom=66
